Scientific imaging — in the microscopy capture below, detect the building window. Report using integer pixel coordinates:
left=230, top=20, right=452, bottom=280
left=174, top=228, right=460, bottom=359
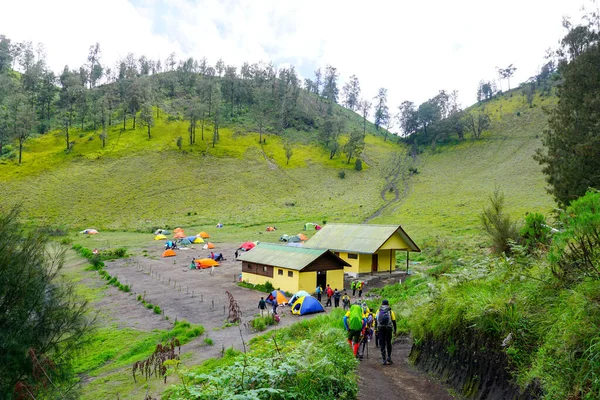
left=348, top=253, right=358, bottom=259
left=247, top=263, right=252, bottom=269
left=288, top=271, right=293, bottom=277
left=263, top=266, right=268, bottom=272
left=278, top=269, right=283, bottom=275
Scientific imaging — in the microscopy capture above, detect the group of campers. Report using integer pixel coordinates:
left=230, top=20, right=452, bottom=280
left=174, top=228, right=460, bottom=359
left=344, top=299, right=397, bottom=365
left=314, top=282, right=365, bottom=309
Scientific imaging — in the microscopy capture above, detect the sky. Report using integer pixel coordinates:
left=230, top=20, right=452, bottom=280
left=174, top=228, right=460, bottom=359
left=0, top=0, right=588, bottom=117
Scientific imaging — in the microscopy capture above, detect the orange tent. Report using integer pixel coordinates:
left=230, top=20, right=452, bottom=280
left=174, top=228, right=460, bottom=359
left=195, top=258, right=219, bottom=269
left=198, top=231, right=210, bottom=238
left=174, top=228, right=184, bottom=233
left=297, top=233, right=308, bottom=241
left=206, top=242, right=215, bottom=249
left=174, top=232, right=186, bottom=239
left=162, top=249, right=176, bottom=257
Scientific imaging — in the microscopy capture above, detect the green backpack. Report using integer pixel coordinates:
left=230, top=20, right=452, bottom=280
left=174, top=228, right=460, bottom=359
left=348, top=304, right=364, bottom=331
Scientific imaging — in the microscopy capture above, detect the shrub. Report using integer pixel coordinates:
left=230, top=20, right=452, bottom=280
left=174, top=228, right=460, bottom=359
left=354, top=159, right=362, bottom=171
left=153, top=305, right=162, bottom=314
left=146, top=303, right=154, bottom=310
left=409, top=167, right=419, bottom=174
left=204, top=338, right=214, bottom=345
left=480, top=188, right=519, bottom=254
left=338, top=170, right=346, bottom=179
left=520, top=213, right=552, bottom=253
left=549, top=190, right=600, bottom=286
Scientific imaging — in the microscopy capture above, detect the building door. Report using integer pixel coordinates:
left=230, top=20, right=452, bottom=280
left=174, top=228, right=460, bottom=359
left=316, top=271, right=327, bottom=289
left=372, top=254, right=378, bottom=272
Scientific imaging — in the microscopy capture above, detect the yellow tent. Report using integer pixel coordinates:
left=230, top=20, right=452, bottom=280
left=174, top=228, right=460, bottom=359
left=154, top=234, right=167, bottom=240
left=193, top=237, right=204, bottom=244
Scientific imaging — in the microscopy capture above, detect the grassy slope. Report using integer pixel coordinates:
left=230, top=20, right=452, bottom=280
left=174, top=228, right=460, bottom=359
left=373, top=91, right=556, bottom=243
left=0, top=103, right=395, bottom=231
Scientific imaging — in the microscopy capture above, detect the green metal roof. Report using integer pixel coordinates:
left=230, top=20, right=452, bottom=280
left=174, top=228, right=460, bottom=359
left=237, top=243, right=343, bottom=271
left=304, top=223, right=421, bottom=253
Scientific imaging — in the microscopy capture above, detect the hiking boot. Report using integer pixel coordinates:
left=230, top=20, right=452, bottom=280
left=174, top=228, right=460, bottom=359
left=387, top=358, right=393, bottom=365
left=382, top=359, right=387, bottom=365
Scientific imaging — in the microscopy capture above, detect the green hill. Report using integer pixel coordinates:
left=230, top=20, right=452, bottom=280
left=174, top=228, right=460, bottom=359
left=1, top=87, right=555, bottom=243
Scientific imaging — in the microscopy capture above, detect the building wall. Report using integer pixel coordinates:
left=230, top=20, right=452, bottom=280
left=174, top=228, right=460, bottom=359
left=241, top=268, right=300, bottom=294
left=338, top=252, right=360, bottom=274
left=379, top=233, right=411, bottom=250
left=298, top=271, right=316, bottom=293
left=376, top=249, right=396, bottom=272
left=325, top=269, right=345, bottom=291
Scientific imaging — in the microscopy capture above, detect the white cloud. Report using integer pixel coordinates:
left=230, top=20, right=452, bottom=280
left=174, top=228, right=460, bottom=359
left=1, top=0, right=586, bottom=110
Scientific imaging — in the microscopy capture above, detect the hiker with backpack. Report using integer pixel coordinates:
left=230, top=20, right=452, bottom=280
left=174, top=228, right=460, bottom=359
left=315, top=284, right=323, bottom=302
left=343, top=304, right=366, bottom=359
left=351, top=280, right=357, bottom=296
left=357, top=281, right=364, bottom=298
left=341, top=292, right=350, bottom=310
left=375, top=299, right=397, bottom=365
left=333, top=288, right=341, bottom=307
left=258, top=297, right=267, bottom=316
left=325, top=284, right=333, bottom=307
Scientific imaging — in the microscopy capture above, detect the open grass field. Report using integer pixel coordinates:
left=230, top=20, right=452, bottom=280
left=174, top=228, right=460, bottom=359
left=373, top=91, right=556, bottom=243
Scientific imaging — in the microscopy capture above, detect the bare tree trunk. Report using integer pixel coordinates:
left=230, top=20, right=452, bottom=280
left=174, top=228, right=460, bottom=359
left=147, top=125, right=151, bottom=139
left=132, top=115, right=136, bottom=129
left=19, top=138, right=23, bottom=164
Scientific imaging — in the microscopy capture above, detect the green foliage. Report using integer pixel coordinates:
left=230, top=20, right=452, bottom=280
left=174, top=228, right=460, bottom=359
left=535, top=31, right=600, bottom=207
left=354, top=158, right=362, bottom=171
left=203, top=338, right=213, bottom=346
left=153, top=305, right=162, bottom=314
left=0, top=207, right=91, bottom=398
left=168, top=311, right=357, bottom=399
left=549, top=190, right=600, bottom=286
left=338, top=170, right=346, bottom=179
left=480, top=188, right=519, bottom=254
left=250, top=315, right=277, bottom=331
left=238, top=280, right=274, bottom=293
left=520, top=212, right=551, bottom=253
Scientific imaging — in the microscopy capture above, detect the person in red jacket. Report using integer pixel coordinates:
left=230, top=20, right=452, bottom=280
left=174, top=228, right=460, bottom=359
left=325, top=284, right=333, bottom=307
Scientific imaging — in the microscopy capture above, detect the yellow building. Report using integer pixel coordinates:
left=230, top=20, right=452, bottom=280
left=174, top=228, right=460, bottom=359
left=238, top=243, right=349, bottom=294
left=304, top=224, right=421, bottom=277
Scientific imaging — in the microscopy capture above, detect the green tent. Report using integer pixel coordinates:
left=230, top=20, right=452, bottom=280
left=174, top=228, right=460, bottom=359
left=279, top=234, right=290, bottom=242
left=303, top=223, right=318, bottom=230
left=179, top=238, right=192, bottom=246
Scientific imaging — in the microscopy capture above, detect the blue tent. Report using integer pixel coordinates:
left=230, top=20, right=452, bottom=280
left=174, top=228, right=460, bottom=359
left=289, top=290, right=311, bottom=306
left=186, top=236, right=197, bottom=242
left=291, top=296, right=325, bottom=316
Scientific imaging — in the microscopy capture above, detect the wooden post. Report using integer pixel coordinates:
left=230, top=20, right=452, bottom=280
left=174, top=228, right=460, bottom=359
left=389, top=249, right=392, bottom=275
left=406, top=251, right=409, bottom=274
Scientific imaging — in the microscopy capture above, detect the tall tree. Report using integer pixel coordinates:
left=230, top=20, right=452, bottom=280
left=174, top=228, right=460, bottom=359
left=342, top=75, right=360, bottom=111
left=535, top=23, right=600, bottom=207
left=87, top=43, right=103, bottom=88
left=359, top=99, right=371, bottom=136
left=0, top=35, right=12, bottom=72
left=313, top=68, right=322, bottom=95
left=373, top=88, right=389, bottom=130
left=463, top=109, right=490, bottom=140
left=0, top=208, right=91, bottom=398
left=322, top=65, right=339, bottom=103
left=343, top=129, right=365, bottom=164
left=139, top=102, right=154, bottom=139
left=8, top=92, right=36, bottom=163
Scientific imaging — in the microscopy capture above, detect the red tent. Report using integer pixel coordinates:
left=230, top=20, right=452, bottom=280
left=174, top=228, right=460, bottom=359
left=240, top=241, right=255, bottom=251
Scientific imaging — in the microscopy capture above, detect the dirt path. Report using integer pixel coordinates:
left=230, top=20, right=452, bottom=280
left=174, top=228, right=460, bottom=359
left=357, top=336, right=457, bottom=400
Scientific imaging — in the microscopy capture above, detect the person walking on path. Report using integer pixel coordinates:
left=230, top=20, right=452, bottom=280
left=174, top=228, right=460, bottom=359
left=341, top=292, right=350, bottom=310
left=333, top=289, right=341, bottom=308
left=351, top=280, right=357, bottom=296
left=272, top=300, right=278, bottom=315
left=258, top=297, right=267, bottom=316
left=375, top=299, right=397, bottom=365
left=325, top=284, right=333, bottom=307
left=315, top=284, right=323, bottom=302
left=357, top=281, right=364, bottom=298
left=343, top=304, right=366, bottom=359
